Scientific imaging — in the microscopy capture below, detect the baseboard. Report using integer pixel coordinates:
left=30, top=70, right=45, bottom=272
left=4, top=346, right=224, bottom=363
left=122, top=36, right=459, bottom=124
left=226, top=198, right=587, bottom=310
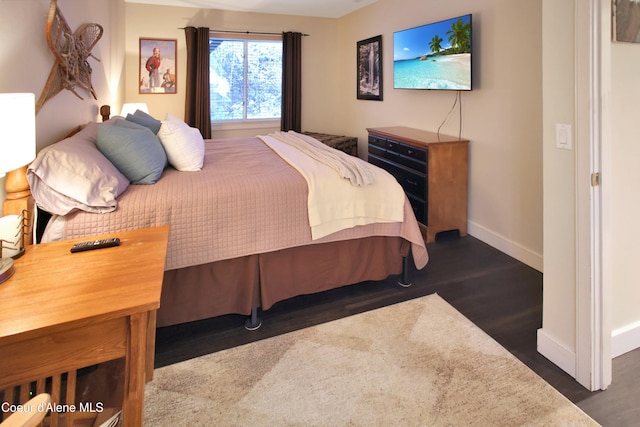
left=538, top=324, right=640, bottom=377
left=537, top=328, right=576, bottom=378
left=467, top=221, right=543, bottom=272
left=612, top=320, right=640, bottom=358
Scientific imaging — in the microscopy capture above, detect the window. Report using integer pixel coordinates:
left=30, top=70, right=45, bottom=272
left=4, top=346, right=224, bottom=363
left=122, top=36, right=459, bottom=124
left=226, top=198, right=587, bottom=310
left=209, top=34, right=282, bottom=123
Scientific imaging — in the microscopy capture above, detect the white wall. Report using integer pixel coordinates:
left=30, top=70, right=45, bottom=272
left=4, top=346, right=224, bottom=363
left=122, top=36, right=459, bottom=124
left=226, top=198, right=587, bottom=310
left=539, top=0, right=579, bottom=377
left=609, top=31, right=640, bottom=357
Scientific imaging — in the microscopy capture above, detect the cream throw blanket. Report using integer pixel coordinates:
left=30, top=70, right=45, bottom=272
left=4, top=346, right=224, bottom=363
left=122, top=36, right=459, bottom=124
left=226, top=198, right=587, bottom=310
left=259, top=131, right=405, bottom=240
left=266, top=131, right=375, bottom=186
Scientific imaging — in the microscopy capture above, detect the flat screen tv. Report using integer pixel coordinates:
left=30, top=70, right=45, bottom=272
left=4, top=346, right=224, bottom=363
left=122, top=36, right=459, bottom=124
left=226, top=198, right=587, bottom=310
left=393, top=14, right=472, bottom=91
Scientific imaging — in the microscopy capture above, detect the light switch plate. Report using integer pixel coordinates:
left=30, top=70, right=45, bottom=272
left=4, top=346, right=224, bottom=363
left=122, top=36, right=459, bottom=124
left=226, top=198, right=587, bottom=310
left=556, top=123, right=572, bottom=150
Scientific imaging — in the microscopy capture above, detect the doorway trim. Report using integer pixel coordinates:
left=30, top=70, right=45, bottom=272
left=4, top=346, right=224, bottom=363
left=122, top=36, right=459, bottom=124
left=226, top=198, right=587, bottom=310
left=574, top=0, right=611, bottom=391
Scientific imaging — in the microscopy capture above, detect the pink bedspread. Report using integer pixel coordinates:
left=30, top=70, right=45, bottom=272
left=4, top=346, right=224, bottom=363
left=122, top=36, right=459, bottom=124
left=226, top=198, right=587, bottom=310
left=54, top=137, right=428, bottom=271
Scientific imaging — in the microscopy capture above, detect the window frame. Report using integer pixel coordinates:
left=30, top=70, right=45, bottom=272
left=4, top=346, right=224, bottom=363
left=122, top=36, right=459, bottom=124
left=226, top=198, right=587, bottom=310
left=209, top=32, right=282, bottom=131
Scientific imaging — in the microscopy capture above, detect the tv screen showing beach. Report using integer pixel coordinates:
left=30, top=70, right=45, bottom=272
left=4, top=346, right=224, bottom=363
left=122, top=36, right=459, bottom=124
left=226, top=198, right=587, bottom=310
left=394, top=14, right=472, bottom=90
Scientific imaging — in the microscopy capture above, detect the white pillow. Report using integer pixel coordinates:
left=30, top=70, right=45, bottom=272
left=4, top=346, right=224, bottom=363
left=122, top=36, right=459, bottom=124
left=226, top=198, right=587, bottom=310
left=27, top=123, right=130, bottom=215
left=157, top=114, right=205, bottom=171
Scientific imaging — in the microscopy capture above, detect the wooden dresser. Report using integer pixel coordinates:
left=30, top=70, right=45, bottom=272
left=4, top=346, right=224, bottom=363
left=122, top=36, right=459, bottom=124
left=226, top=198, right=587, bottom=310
left=367, top=126, right=469, bottom=243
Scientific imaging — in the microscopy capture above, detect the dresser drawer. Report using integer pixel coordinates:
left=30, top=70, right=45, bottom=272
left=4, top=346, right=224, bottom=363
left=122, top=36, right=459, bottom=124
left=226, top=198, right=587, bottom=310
left=369, top=135, right=425, bottom=160
left=396, top=143, right=426, bottom=163
left=368, top=155, right=426, bottom=199
left=393, top=167, right=426, bottom=198
left=368, top=143, right=387, bottom=158
left=370, top=135, right=403, bottom=156
left=368, top=135, right=387, bottom=149
left=407, top=193, right=426, bottom=224
left=368, top=136, right=426, bottom=172
left=392, top=151, right=426, bottom=172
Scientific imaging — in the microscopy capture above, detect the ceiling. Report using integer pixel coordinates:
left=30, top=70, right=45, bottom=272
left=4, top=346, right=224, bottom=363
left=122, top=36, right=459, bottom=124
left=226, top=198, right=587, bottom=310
left=124, top=0, right=378, bottom=18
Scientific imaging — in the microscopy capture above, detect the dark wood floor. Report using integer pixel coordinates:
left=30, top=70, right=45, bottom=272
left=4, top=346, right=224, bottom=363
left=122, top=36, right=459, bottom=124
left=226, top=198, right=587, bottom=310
left=155, top=233, right=639, bottom=426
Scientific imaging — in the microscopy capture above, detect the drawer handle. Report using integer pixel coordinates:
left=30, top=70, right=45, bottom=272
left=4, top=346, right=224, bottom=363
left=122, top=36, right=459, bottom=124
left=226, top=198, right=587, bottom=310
left=407, top=149, right=414, bottom=155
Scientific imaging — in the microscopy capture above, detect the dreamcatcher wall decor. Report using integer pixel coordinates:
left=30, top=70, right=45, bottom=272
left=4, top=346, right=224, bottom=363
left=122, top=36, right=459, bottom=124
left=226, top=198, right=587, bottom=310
left=36, top=0, right=104, bottom=113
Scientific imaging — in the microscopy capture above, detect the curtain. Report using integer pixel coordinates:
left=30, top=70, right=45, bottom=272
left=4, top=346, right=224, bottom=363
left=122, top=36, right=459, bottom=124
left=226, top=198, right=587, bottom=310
left=184, top=26, right=211, bottom=139
left=281, top=32, right=302, bottom=132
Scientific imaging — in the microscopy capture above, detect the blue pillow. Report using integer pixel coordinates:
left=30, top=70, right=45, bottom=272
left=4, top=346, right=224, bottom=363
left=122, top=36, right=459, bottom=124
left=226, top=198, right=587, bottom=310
left=125, top=110, right=162, bottom=134
left=97, top=122, right=167, bottom=184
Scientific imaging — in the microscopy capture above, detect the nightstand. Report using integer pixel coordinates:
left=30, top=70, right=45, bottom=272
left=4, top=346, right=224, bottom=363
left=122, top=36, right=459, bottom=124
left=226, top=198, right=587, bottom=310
left=0, top=226, right=169, bottom=426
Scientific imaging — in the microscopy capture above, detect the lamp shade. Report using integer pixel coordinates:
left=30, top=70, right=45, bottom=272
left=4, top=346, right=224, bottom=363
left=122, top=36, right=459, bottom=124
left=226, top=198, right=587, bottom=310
left=0, top=93, right=36, bottom=175
left=120, top=103, right=149, bottom=117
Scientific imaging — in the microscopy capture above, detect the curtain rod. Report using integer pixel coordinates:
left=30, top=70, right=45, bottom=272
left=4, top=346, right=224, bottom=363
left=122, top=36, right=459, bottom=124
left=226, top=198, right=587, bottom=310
left=180, top=27, right=309, bottom=36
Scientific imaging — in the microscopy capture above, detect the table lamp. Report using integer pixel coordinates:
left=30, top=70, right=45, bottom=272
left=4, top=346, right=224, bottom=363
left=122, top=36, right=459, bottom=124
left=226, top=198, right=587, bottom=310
left=0, top=93, right=36, bottom=284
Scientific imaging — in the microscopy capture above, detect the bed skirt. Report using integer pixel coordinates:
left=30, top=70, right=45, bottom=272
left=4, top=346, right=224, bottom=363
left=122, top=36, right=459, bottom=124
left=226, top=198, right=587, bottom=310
left=158, top=235, right=408, bottom=327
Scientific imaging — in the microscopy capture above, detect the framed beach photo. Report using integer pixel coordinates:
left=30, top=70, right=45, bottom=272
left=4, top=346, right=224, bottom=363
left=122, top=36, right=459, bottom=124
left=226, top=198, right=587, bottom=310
left=357, top=35, right=383, bottom=100
left=139, top=38, right=177, bottom=94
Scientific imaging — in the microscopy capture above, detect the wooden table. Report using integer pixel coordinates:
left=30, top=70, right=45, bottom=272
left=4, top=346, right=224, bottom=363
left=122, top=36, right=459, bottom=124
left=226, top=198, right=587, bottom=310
left=0, top=226, right=169, bottom=426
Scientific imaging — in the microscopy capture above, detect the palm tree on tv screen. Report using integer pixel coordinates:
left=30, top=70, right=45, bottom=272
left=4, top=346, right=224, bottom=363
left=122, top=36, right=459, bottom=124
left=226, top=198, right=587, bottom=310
left=429, top=34, right=443, bottom=54
left=446, top=18, right=471, bottom=53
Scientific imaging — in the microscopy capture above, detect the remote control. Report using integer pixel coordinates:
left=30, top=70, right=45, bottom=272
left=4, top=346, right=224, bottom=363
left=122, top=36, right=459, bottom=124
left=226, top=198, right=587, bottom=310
left=70, top=237, right=120, bottom=253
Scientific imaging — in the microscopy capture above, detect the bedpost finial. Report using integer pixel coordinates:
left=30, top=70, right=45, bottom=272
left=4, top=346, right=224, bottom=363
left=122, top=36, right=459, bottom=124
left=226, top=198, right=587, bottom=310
left=100, top=105, right=110, bottom=122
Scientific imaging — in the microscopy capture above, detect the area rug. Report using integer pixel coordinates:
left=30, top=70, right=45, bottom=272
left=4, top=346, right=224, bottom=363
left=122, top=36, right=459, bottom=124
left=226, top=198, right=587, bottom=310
left=144, top=294, right=599, bottom=426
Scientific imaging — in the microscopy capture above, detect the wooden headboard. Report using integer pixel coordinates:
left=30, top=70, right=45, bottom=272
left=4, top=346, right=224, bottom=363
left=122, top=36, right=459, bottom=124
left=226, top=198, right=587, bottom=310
left=3, top=105, right=112, bottom=246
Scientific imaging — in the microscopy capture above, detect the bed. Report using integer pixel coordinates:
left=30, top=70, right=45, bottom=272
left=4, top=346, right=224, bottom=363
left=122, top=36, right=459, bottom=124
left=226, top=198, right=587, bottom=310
left=24, top=110, right=429, bottom=329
